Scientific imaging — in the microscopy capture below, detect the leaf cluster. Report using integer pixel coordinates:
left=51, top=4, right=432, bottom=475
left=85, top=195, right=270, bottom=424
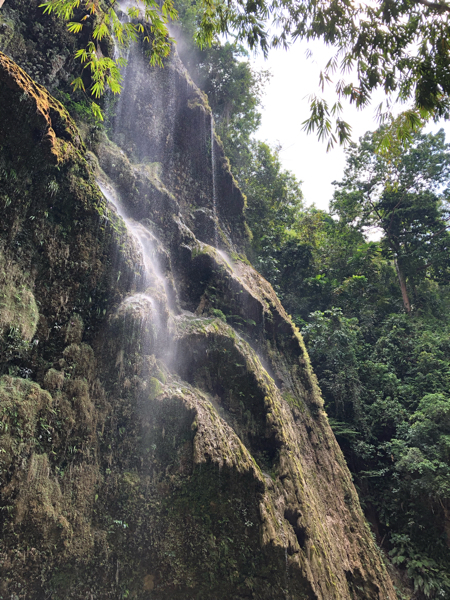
left=40, top=0, right=177, bottom=118
left=280, top=0, right=450, bottom=147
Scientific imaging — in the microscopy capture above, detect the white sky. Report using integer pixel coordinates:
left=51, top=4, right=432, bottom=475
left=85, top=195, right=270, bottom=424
left=251, top=40, right=450, bottom=211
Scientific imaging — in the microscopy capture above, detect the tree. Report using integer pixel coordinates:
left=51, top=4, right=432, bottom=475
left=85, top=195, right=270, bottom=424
left=239, top=141, right=304, bottom=287
left=302, top=308, right=364, bottom=424
left=242, top=141, right=303, bottom=245
left=402, top=393, right=450, bottom=520
left=331, top=128, right=450, bottom=312
left=301, top=309, right=450, bottom=597
left=276, top=0, right=450, bottom=147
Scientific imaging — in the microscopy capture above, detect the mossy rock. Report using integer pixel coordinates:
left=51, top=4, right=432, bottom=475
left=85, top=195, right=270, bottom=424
left=0, top=45, right=397, bottom=600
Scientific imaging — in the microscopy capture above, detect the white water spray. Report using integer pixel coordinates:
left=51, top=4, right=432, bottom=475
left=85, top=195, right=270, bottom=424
left=98, top=179, right=168, bottom=309
left=211, top=113, right=219, bottom=249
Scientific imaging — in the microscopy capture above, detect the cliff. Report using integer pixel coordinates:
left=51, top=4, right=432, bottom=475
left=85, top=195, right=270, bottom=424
left=0, top=5, right=397, bottom=598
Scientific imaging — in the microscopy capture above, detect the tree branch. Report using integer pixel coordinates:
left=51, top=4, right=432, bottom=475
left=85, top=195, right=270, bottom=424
left=414, top=0, right=450, bottom=13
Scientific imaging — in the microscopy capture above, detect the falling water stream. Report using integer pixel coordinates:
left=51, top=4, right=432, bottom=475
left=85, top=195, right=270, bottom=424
left=98, top=182, right=163, bottom=289
left=210, top=114, right=219, bottom=249
left=97, top=179, right=169, bottom=342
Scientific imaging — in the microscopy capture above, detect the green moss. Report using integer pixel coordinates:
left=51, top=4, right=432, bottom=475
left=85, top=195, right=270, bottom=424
left=230, top=251, right=251, bottom=266
left=43, top=368, right=65, bottom=391
left=191, top=244, right=213, bottom=260
left=148, top=377, right=163, bottom=401
left=0, top=377, right=58, bottom=509
left=187, top=96, right=210, bottom=112
left=154, top=367, right=167, bottom=384
left=64, top=313, right=84, bottom=344
left=282, top=390, right=306, bottom=412
left=209, top=308, right=227, bottom=322
left=0, top=251, right=38, bottom=341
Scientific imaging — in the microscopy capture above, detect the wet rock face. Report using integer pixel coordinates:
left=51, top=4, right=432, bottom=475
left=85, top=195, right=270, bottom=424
left=100, top=41, right=247, bottom=252
left=0, top=41, right=396, bottom=600
left=0, top=0, right=76, bottom=91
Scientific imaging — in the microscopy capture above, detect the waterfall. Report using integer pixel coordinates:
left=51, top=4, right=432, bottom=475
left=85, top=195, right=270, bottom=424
left=98, top=180, right=166, bottom=299
left=211, top=113, right=219, bottom=249
left=0, top=1, right=406, bottom=596
left=97, top=178, right=170, bottom=359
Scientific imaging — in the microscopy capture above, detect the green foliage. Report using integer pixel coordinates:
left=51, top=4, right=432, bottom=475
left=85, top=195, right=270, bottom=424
left=42, top=0, right=275, bottom=122
left=331, top=128, right=450, bottom=312
left=302, top=308, right=363, bottom=424
left=237, top=141, right=304, bottom=292
left=277, top=0, right=450, bottom=147
left=389, top=534, right=450, bottom=598
left=54, top=89, right=97, bottom=123
left=403, top=393, right=450, bottom=502
left=302, top=310, right=450, bottom=596
left=46, top=0, right=450, bottom=141
left=209, top=308, right=227, bottom=322
left=41, top=0, right=178, bottom=118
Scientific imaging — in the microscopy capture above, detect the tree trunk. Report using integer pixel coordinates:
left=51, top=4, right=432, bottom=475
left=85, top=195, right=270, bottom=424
left=394, top=257, right=411, bottom=313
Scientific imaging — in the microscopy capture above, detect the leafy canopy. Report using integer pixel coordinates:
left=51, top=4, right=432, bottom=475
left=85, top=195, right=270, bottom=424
left=272, top=0, right=450, bottom=148
left=45, top=0, right=450, bottom=139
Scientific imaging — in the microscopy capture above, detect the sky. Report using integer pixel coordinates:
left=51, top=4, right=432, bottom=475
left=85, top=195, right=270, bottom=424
left=251, top=40, right=450, bottom=212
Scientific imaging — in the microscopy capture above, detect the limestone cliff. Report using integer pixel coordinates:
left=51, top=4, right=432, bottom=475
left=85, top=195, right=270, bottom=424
left=0, top=11, right=396, bottom=599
